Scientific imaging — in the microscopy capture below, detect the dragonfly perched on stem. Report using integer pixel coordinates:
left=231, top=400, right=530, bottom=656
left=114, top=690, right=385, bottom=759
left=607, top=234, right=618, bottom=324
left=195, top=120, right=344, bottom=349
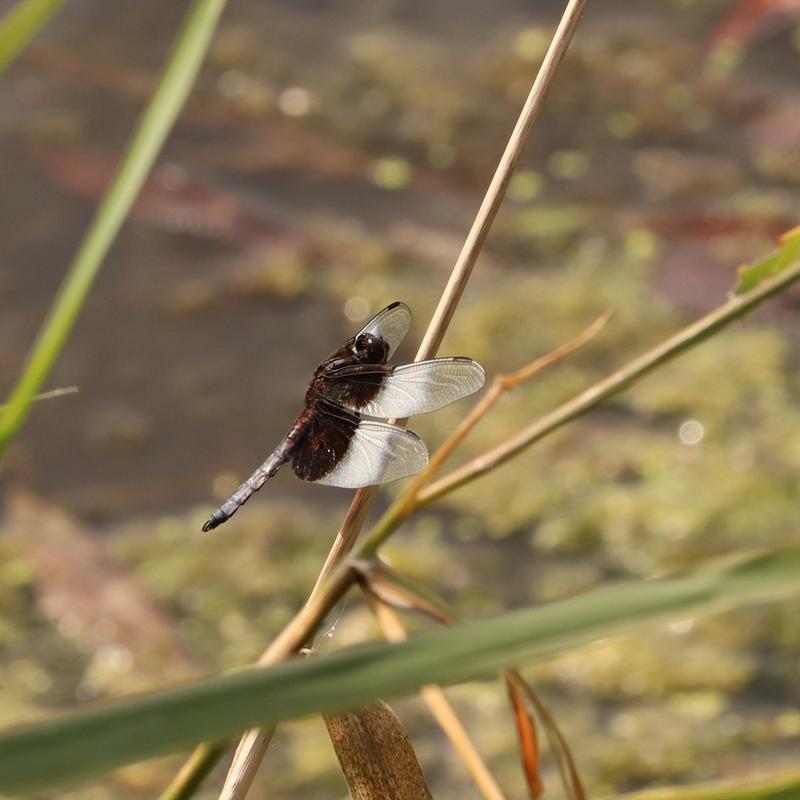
left=203, top=302, right=484, bottom=531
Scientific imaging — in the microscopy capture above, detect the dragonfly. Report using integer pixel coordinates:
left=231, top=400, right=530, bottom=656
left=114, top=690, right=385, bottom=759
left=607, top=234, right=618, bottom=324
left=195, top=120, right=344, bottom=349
left=202, top=302, right=484, bottom=531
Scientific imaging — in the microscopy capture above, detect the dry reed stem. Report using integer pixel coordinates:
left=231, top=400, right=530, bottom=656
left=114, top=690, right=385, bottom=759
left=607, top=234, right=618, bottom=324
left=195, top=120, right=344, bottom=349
left=308, top=0, right=588, bottom=598
left=0, top=385, right=78, bottom=413
left=416, top=259, right=800, bottom=507
left=219, top=254, right=800, bottom=684
left=415, top=0, right=588, bottom=360
left=196, top=254, right=800, bottom=800
left=217, top=728, right=275, bottom=800
left=365, top=578, right=582, bottom=798
left=373, top=601, right=507, bottom=800
left=359, top=311, right=611, bottom=554
left=308, top=485, right=377, bottom=599
left=215, top=2, right=588, bottom=797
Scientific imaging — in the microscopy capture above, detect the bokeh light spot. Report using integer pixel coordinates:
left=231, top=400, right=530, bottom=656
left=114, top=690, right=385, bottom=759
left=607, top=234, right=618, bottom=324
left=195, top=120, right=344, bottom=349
left=344, top=296, right=370, bottom=322
left=679, top=420, right=704, bottom=445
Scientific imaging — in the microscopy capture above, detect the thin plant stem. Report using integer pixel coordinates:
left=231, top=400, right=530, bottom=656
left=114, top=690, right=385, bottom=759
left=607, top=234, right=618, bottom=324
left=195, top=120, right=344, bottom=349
left=0, top=0, right=228, bottom=457
left=308, top=484, right=378, bottom=599
left=217, top=728, right=275, bottom=800
left=0, top=386, right=78, bottom=413
left=415, top=0, right=588, bottom=360
left=212, top=252, right=800, bottom=691
left=159, top=741, right=230, bottom=800
left=416, top=257, right=800, bottom=507
left=212, top=3, right=589, bottom=798
left=307, top=0, right=589, bottom=599
left=373, top=601, right=507, bottom=800
left=359, top=311, right=611, bottom=555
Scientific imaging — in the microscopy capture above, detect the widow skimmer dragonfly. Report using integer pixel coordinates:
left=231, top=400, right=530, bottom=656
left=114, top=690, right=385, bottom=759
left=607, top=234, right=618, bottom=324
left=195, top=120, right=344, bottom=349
left=202, top=302, right=484, bottom=531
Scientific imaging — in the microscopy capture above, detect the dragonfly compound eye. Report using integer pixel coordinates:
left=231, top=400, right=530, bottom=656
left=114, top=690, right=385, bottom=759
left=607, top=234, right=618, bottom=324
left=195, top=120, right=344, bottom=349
left=355, top=333, right=389, bottom=363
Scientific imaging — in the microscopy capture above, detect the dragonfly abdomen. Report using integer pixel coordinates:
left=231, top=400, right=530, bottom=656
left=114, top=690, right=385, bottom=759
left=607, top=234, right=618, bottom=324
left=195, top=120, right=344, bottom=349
left=201, top=412, right=312, bottom=532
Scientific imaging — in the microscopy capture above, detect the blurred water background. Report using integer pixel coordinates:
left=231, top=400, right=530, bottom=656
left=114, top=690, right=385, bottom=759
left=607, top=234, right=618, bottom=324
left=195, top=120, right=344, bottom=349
left=2, top=1, right=800, bottom=797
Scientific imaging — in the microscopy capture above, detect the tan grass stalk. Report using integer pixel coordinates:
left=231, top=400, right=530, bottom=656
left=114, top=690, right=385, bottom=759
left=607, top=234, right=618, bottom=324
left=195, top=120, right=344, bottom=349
left=359, top=311, right=611, bottom=550
left=199, top=249, right=800, bottom=800
left=309, top=0, right=589, bottom=597
left=373, top=601, right=508, bottom=800
left=415, top=261, right=800, bottom=506
left=213, top=256, right=800, bottom=685
left=213, top=2, right=589, bottom=797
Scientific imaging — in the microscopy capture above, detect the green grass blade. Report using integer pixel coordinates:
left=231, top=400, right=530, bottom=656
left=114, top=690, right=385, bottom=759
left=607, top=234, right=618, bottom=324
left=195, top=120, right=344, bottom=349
left=0, top=0, right=227, bottom=458
left=0, top=0, right=66, bottom=75
left=610, top=767, right=800, bottom=800
left=1, top=544, right=799, bottom=794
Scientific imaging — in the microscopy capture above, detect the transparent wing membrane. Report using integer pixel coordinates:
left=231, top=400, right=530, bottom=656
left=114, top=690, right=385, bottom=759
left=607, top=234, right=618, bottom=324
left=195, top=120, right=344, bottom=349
left=294, top=419, right=428, bottom=488
left=356, top=301, right=412, bottom=359
left=351, top=358, right=485, bottom=418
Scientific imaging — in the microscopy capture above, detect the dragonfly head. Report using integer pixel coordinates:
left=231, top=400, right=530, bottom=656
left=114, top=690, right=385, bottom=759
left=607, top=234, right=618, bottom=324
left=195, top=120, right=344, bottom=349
left=353, top=332, right=389, bottom=364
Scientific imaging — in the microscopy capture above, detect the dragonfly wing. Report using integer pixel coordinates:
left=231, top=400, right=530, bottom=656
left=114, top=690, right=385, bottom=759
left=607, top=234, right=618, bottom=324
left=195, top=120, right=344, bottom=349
left=356, top=358, right=485, bottom=418
left=318, top=366, right=389, bottom=413
left=292, top=414, right=428, bottom=488
left=356, top=301, right=412, bottom=359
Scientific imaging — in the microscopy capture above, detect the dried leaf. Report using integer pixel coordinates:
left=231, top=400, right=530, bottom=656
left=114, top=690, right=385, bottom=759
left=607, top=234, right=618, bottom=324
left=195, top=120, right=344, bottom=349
left=351, top=558, right=454, bottom=625
left=505, top=669, right=586, bottom=800
left=357, top=558, right=581, bottom=799
left=324, top=702, right=433, bottom=800
left=504, top=672, right=544, bottom=798
left=371, top=602, right=507, bottom=800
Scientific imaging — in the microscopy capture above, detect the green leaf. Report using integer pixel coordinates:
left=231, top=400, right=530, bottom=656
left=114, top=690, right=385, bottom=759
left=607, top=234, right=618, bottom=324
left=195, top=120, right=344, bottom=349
left=0, top=0, right=228, bottom=457
left=732, top=226, right=800, bottom=295
left=0, top=0, right=66, bottom=75
left=610, top=767, right=800, bottom=800
left=1, top=544, right=800, bottom=794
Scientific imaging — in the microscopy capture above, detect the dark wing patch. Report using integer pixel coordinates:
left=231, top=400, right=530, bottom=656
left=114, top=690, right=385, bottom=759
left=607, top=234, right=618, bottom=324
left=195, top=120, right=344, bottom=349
left=291, top=407, right=359, bottom=483
left=328, top=421, right=426, bottom=486
left=318, top=367, right=389, bottom=411
left=319, top=358, right=485, bottom=418
left=292, top=406, right=428, bottom=488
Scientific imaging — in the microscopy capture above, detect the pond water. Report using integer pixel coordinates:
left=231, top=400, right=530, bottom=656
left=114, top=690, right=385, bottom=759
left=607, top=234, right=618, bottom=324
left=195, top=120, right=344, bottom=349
left=2, top=1, right=800, bottom=798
